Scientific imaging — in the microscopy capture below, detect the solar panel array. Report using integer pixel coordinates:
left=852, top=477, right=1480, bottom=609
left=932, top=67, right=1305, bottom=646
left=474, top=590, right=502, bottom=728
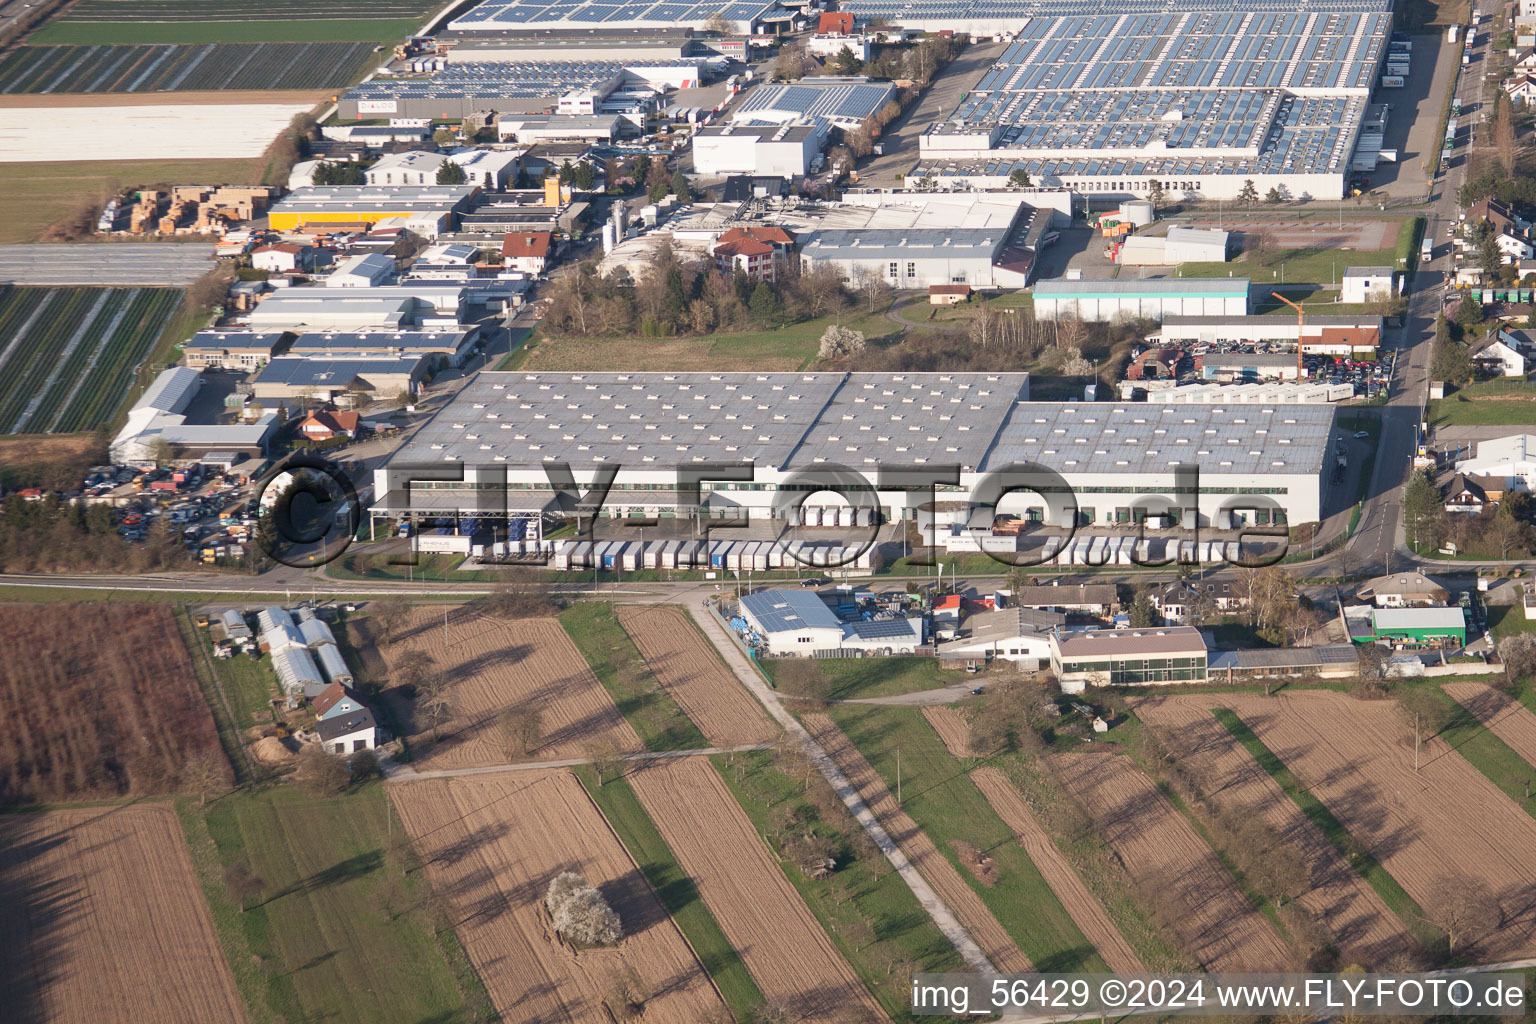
left=839, top=0, right=1389, bottom=32
left=450, top=0, right=777, bottom=31
left=343, top=58, right=705, bottom=103
left=733, top=80, right=896, bottom=123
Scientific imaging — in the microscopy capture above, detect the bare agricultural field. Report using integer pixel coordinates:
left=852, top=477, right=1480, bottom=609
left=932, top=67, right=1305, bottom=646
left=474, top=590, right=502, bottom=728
left=1443, top=683, right=1536, bottom=767
left=1215, top=690, right=1536, bottom=958
left=626, top=756, right=885, bottom=1022
left=801, top=712, right=1033, bottom=974
left=389, top=771, right=726, bottom=1023
left=0, top=804, right=245, bottom=1024
left=0, top=102, right=314, bottom=161
left=1051, top=751, right=1292, bottom=972
left=616, top=606, right=777, bottom=746
left=379, top=606, right=641, bottom=768
left=1133, top=696, right=1418, bottom=967
left=0, top=603, right=226, bottom=804
left=969, top=767, right=1144, bottom=974
left=922, top=706, right=973, bottom=758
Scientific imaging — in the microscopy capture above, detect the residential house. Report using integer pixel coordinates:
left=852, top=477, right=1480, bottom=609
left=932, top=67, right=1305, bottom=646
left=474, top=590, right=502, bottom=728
left=712, top=226, right=794, bottom=283
left=1462, top=197, right=1534, bottom=263
left=936, top=607, right=1064, bottom=670
left=1444, top=473, right=1494, bottom=513
left=501, top=231, right=553, bottom=275
left=1007, top=584, right=1116, bottom=618
left=365, top=151, right=449, bottom=186
left=1357, top=572, right=1451, bottom=607
left=1470, top=331, right=1530, bottom=376
left=929, top=284, right=972, bottom=305
left=316, top=707, right=378, bottom=754
left=251, top=243, right=318, bottom=274
left=312, top=681, right=370, bottom=722
left=1505, top=71, right=1536, bottom=106
left=297, top=409, right=361, bottom=441
left=1149, top=579, right=1242, bottom=624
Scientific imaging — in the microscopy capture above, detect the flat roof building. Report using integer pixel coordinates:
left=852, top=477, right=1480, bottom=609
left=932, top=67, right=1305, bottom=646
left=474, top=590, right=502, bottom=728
left=110, top=366, right=276, bottom=465
left=250, top=356, right=428, bottom=402
left=1050, top=625, right=1208, bottom=691
left=450, top=0, right=780, bottom=35
left=731, top=77, right=896, bottom=127
left=1034, top=278, right=1250, bottom=321
left=267, top=186, right=478, bottom=232
left=693, top=123, right=824, bottom=178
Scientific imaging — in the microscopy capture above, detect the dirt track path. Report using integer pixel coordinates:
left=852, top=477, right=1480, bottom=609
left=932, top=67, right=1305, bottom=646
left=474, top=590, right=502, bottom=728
left=801, top=712, right=1033, bottom=973
left=1052, top=751, right=1292, bottom=972
left=1133, top=696, right=1419, bottom=967
left=617, top=606, right=778, bottom=746
left=1443, top=683, right=1536, bottom=768
left=627, top=756, right=886, bottom=1023
left=968, top=767, right=1145, bottom=974
left=1212, top=690, right=1536, bottom=959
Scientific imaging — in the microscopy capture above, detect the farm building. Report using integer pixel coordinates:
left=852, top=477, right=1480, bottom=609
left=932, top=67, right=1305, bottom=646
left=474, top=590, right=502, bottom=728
left=1207, top=644, right=1360, bottom=682
left=316, top=708, right=378, bottom=754
left=271, top=646, right=326, bottom=698
left=1352, top=607, right=1467, bottom=649
left=900, top=0, right=1386, bottom=200
left=739, top=589, right=845, bottom=653
left=692, top=123, right=825, bottom=178
left=266, top=186, right=479, bottom=232
left=1007, top=584, right=1116, bottom=618
left=1357, top=572, right=1451, bottom=608
left=220, top=609, right=253, bottom=642
left=1050, top=626, right=1208, bottom=691
left=372, top=371, right=1335, bottom=533
left=258, top=606, right=308, bottom=654
left=1033, top=279, right=1250, bottom=322
left=110, top=366, right=276, bottom=465
left=937, top=607, right=1064, bottom=670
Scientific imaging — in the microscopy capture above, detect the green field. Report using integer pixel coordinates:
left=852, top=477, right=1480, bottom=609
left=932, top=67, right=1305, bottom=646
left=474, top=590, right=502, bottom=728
left=0, top=285, right=181, bottom=434
left=182, top=784, right=492, bottom=1024
left=559, top=602, right=711, bottom=751
left=0, top=42, right=377, bottom=92
left=1172, top=215, right=1421, bottom=289
left=760, top=654, right=957, bottom=700
left=1429, top=380, right=1536, bottom=426
left=828, top=703, right=1111, bottom=972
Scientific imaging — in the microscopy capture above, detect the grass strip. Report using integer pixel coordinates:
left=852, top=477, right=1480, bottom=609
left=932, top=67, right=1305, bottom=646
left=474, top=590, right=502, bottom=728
left=560, top=602, right=710, bottom=752
left=575, top=765, right=764, bottom=1019
left=1212, top=707, right=1442, bottom=950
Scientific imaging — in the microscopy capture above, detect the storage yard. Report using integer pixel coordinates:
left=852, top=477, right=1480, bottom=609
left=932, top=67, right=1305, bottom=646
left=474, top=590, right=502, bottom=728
left=0, top=604, right=225, bottom=804
left=1051, top=750, right=1293, bottom=971
left=627, top=756, right=885, bottom=1023
left=0, top=285, right=181, bottom=434
left=388, top=770, right=729, bottom=1023
left=1203, top=690, right=1536, bottom=958
left=0, top=804, right=246, bottom=1024
left=1132, top=695, right=1420, bottom=967
left=0, top=42, right=379, bottom=93
left=378, top=607, right=642, bottom=767
left=616, top=606, right=778, bottom=747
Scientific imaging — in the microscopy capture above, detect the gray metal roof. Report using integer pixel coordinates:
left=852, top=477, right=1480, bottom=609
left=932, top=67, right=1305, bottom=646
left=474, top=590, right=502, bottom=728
left=252, top=356, right=425, bottom=387
left=1208, top=643, right=1357, bottom=670
left=740, top=588, right=843, bottom=633
left=734, top=79, right=896, bottom=122
left=1036, top=278, right=1250, bottom=297
left=844, top=618, right=922, bottom=640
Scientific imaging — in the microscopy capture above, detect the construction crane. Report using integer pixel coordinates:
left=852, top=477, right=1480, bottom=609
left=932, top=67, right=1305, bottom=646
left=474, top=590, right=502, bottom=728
left=1272, top=291, right=1306, bottom=380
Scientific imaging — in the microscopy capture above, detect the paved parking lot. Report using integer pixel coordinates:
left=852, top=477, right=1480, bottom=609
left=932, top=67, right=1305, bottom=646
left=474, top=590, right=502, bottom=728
left=0, top=242, right=215, bottom=285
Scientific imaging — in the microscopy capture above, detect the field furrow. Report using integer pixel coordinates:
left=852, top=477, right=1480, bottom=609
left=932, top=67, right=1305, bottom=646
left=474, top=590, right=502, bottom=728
left=801, top=711, right=1033, bottom=973
left=1051, top=750, right=1292, bottom=972
left=1133, top=695, right=1418, bottom=966
left=628, top=755, right=886, bottom=1022
left=922, top=706, right=973, bottom=758
left=616, top=605, right=778, bottom=746
left=389, top=770, right=726, bottom=1023
left=969, top=767, right=1145, bottom=973
left=1443, top=682, right=1536, bottom=767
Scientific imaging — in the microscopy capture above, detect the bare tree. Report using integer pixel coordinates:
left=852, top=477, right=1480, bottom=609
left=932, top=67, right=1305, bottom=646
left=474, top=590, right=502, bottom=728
left=818, top=324, right=866, bottom=359
left=546, top=871, right=623, bottom=945
left=497, top=706, right=543, bottom=758
left=1498, top=632, right=1536, bottom=688
left=417, top=683, right=454, bottom=743
left=586, top=739, right=624, bottom=786
left=222, top=858, right=264, bottom=914
left=180, top=749, right=227, bottom=806
left=1356, top=641, right=1391, bottom=695
left=371, top=596, right=411, bottom=645
left=1425, top=875, right=1500, bottom=955
left=394, top=649, right=436, bottom=693
left=299, top=744, right=350, bottom=796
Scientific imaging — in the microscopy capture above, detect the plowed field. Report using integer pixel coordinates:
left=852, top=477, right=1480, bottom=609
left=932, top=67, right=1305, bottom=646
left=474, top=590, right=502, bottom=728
left=616, top=606, right=777, bottom=746
left=1133, top=696, right=1417, bottom=966
left=1051, top=751, right=1291, bottom=971
left=388, top=771, right=725, bottom=1023
left=628, top=756, right=883, bottom=1021
left=381, top=607, right=640, bottom=767
left=1443, top=683, right=1536, bottom=766
left=969, top=767, right=1144, bottom=973
left=0, top=804, right=245, bottom=1024
left=922, top=707, right=973, bottom=758
left=1212, top=690, right=1536, bottom=958
left=801, top=712, right=1032, bottom=974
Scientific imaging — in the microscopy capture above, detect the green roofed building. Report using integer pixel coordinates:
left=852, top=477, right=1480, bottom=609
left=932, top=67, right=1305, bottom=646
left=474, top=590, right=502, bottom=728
left=1352, top=607, right=1467, bottom=649
left=1033, top=278, right=1250, bottom=322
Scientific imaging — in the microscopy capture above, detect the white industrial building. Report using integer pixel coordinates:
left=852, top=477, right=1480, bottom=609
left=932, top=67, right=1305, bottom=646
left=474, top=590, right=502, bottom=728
left=496, top=114, right=622, bottom=144
left=110, top=366, right=276, bottom=465
left=896, top=0, right=1388, bottom=201
left=1114, top=227, right=1230, bottom=266
left=1455, top=434, right=1536, bottom=493
left=1050, top=626, right=1208, bottom=691
left=798, top=198, right=1055, bottom=289
left=370, top=372, right=1335, bottom=549
left=937, top=607, right=1064, bottom=670
left=1033, top=278, right=1250, bottom=322
left=365, top=148, right=522, bottom=189
left=739, top=589, right=923, bottom=656
left=692, top=124, right=825, bottom=178
left=1341, top=266, right=1397, bottom=304
left=324, top=253, right=396, bottom=288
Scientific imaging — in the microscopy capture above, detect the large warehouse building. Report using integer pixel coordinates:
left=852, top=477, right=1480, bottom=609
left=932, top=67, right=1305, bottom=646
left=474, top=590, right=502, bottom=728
left=898, top=0, right=1389, bottom=200
left=449, top=0, right=786, bottom=34
left=1034, top=279, right=1251, bottom=321
left=370, top=371, right=1333, bottom=542
left=693, top=123, right=826, bottom=177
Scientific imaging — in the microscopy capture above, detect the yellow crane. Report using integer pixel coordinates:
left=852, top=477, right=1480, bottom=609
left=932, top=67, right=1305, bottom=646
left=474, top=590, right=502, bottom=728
left=1272, top=291, right=1306, bottom=380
